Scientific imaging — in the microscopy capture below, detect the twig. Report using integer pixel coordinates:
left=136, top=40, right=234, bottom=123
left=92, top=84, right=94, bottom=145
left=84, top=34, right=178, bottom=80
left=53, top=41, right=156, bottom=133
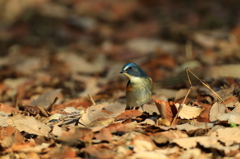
left=170, top=67, right=224, bottom=126
left=186, top=68, right=224, bottom=102
left=46, top=97, right=59, bottom=112
left=88, top=94, right=96, bottom=105
left=171, top=86, right=193, bottom=126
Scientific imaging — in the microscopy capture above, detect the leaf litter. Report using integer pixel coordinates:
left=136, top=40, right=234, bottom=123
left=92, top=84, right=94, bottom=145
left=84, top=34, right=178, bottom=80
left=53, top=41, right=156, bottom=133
left=1, top=1, right=240, bottom=158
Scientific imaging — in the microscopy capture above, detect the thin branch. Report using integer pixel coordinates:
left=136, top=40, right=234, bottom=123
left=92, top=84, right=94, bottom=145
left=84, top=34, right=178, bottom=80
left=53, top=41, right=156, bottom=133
left=186, top=68, right=224, bottom=102
left=171, top=67, right=224, bottom=126
left=88, top=94, right=96, bottom=105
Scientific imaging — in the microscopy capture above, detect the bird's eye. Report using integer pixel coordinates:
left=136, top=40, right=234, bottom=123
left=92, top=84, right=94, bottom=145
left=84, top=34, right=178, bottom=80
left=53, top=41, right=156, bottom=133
left=128, top=67, right=132, bottom=70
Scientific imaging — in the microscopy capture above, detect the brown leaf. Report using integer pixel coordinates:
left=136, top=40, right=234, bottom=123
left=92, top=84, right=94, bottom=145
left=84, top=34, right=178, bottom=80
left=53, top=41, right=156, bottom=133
left=94, top=128, right=112, bottom=142
left=47, top=146, right=78, bottom=159
left=115, top=110, right=142, bottom=121
left=155, top=100, right=177, bottom=123
left=106, top=122, right=137, bottom=133
left=223, top=96, right=239, bottom=105
left=196, top=104, right=211, bottom=122
left=61, top=128, right=93, bottom=143
left=0, top=126, right=25, bottom=149
left=0, top=103, right=19, bottom=114
left=50, top=98, right=91, bottom=114
left=81, top=144, right=115, bottom=159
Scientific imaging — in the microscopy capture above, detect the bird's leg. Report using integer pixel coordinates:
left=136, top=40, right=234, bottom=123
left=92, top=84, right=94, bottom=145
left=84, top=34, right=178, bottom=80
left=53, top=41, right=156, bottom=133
left=135, top=105, right=144, bottom=112
left=125, top=106, right=131, bottom=110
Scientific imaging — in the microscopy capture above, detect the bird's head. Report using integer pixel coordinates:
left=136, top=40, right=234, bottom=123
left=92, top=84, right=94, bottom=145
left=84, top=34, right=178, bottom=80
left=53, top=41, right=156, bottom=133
left=120, top=63, right=147, bottom=78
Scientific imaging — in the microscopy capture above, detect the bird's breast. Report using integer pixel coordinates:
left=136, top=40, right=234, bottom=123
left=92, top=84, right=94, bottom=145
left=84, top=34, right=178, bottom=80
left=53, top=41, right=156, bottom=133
left=126, top=77, right=153, bottom=107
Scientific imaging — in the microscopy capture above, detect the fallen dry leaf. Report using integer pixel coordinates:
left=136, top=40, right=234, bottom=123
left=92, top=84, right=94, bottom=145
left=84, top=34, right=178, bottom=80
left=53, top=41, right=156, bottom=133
left=6, top=115, right=51, bottom=137
left=86, top=117, right=115, bottom=127
left=171, top=136, right=218, bottom=150
left=179, top=148, right=203, bottom=159
left=131, top=133, right=156, bottom=152
left=142, top=104, right=160, bottom=115
left=175, top=103, right=203, bottom=119
left=0, top=103, right=19, bottom=114
left=115, top=109, right=142, bottom=120
left=61, top=127, right=93, bottom=143
left=79, top=102, right=125, bottom=125
left=0, top=126, right=25, bottom=149
left=209, top=102, right=226, bottom=122
left=176, top=122, right=213, bottom=132
left=174, top=89, right=189, bottom=101
left=106, top=122, right=138, bottom=133
left=0, top=112, right=10, bottom=127
left=94, top=128, right=112, bottom=142
left=31, top=89, right=62, bottom=108
left=81, top=144, right=116, bottom=159
left=196, top=104, right=211, bottom=122
left=132, top=151, right=168, bottom=159
left=210, top=127, right=240, bottom=145
left=217, top=102, right=240, bottom=124
left=155, top=100, right=177, bottom=123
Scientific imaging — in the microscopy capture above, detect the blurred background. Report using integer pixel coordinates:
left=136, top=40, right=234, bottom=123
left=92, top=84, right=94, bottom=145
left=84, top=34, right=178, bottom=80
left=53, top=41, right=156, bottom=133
left=0, top=0, right=240, bottom=105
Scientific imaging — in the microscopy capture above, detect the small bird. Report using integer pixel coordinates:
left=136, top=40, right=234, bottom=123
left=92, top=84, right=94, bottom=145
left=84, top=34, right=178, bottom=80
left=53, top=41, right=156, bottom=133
left=120, top=63, right=153, bottom=111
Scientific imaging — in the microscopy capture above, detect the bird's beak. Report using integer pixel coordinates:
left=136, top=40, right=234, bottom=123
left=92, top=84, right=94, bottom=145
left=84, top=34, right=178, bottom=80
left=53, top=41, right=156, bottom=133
left=120, top=70, right=125, bottom=73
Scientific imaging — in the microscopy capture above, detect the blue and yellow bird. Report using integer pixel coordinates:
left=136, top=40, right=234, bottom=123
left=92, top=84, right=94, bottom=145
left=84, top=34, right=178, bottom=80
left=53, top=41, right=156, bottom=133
left=120, top=63, right=153, bottom=111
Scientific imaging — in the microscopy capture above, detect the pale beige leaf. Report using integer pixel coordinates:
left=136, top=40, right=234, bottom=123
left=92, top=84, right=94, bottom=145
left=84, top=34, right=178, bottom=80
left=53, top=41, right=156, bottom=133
left=31, top=89, right=62, bottom=108
left=19, top=143, right=50, bottom=153
left=175, top=103, right=203, bottom=119
left=209, top=102, right=226, bottom=122
left=155, top=147, right=180, bottom=156
left=212, top=144, right=240, bottom=155
left=63, top=107, right=81, bottom=114
left=80, top=102, right=125, bottom=125
left=176, top=122, right=213, bottom=132
left=197, top=137, right=219, bottom=148
left=172, top=136, right=218, bottom=150
left=179, top=148, right=201, bottom=159
left=160, top=130, right=188, bottom=139
left=193, top=32, right=217, bottom=48
left=141, top=118, right=155, bottom=125
left=86, top=118, right=115, bottom=127
left=171, top=137, right=198, bottom=149
left=52, top=124, right=62, bottom=136
left=210, top=127, right=240, bottom=145
left=217, top=102, right=240, bottom=124
left=174, top=89, right=188, bottom=101
left=6, top=115, right=50, bottom=137
left=0, top=111, right=10, bottom=127
left=133, top=151, right=168, bottom=159
left=132, top=134, right=156, bottom=152
left=142, top=104, right=159, bottom=115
